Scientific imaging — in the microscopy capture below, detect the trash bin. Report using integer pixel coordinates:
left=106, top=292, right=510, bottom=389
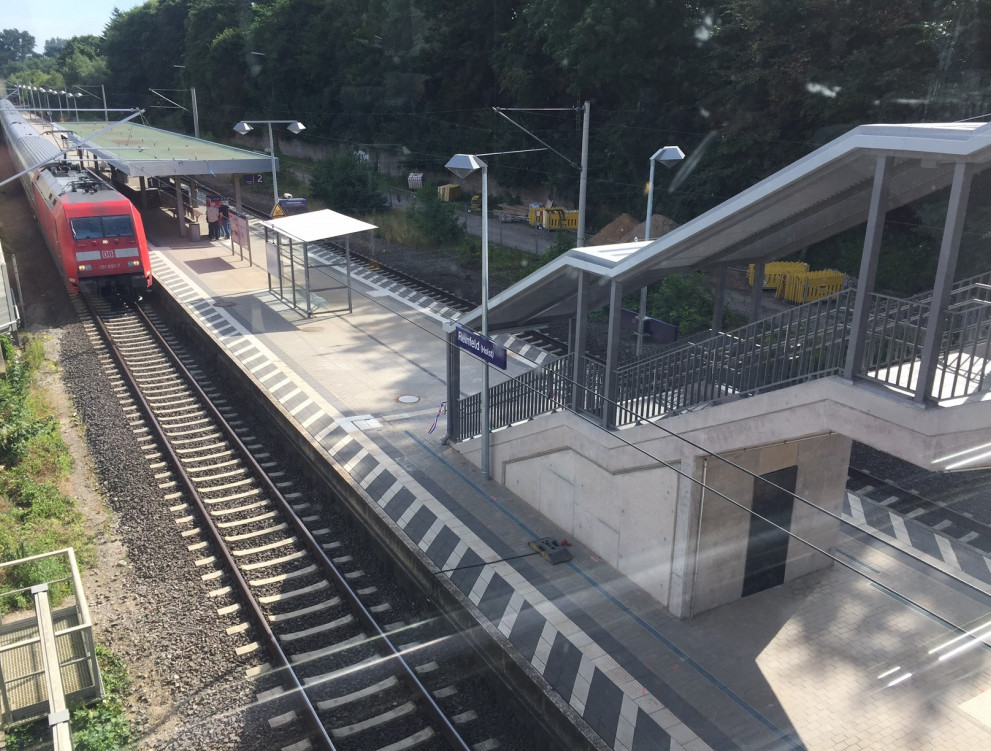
left=187, top=221, right=201, bottom=241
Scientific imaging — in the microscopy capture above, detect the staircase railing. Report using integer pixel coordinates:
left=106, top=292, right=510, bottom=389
left=454, top=277, right=991, bottom=440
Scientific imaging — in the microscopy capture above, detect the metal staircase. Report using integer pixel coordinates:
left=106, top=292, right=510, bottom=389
left=453, top=272, right=991, bottom=441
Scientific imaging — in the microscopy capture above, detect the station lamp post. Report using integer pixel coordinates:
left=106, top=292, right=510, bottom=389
left=39, top=87, right=52, bottom=120
left=233, top=119, right=306, bottom=209
left=446, top=148, right=544, bottom=480
left=636, top=145, right=685, bottom=356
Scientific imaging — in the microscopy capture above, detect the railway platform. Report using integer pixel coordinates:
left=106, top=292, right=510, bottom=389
left=141, top=222, right=991, bottom=751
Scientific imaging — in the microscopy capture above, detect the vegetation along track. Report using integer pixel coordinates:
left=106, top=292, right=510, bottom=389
left=76, top=290, right=535, bottom=751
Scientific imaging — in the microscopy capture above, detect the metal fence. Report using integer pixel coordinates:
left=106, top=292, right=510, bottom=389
left=936, top=277, right=991, bottom=397
left=454, top=278, right=991, bottom=439
left=613, top=289, right=856, bottom=424
left=0, top=548, right=103, bottom=733
left=454, top=354, right=576, bottom=441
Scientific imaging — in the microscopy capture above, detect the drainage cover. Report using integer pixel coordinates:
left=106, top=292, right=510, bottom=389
left=529, top=537, right=572, bottom=565
left=397, top=395, right=420, bottom=404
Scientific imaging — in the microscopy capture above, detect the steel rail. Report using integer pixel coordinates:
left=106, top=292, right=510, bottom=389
left=129, top=302, right=471, bottom=750
left=81, top=293, right=335, bottom=749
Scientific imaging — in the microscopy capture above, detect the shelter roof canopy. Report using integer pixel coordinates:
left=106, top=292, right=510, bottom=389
left=260, top=209, right=378, bottom=243
left=462, top=119, right=991, bottom=333
left=58, top=120, right=274, bottom=177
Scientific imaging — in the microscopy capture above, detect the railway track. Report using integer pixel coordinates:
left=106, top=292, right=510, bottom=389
left=76, top=291, right=526, bottom=751
left=847, top=465, right=991, bottom=555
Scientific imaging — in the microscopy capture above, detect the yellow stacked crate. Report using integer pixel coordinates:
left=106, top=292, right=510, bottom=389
left=780, top=270, right=846, bottom=302
left=437, top=184, right=461, bottom=202
left=748, top=261, right=809, bottom=291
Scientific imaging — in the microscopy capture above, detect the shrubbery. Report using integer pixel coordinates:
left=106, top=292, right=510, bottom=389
left=310, top=151, right=388, bottom=214
left=407, top=188, right=466, bottom=246
left=0, top=335, right=92, bottom=610
left=0, top=335, right=132, bottom=749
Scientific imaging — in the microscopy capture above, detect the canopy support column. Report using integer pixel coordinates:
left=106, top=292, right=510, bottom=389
left=845, top=155, right=891, bottom=381
left=570, top=270, right=588, bottom=412
left=749, top=261, right=765, bottom=322
left=445, top=326, right=461, bottom=444
left=175, top=179, right=187, bottom=237
left=603, top=280, right=623, bottom=428
left=916, top=160, right=975, bottom=403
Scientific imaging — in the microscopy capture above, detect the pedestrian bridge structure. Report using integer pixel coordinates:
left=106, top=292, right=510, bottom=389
left=444, top=120, right=991, bottom=617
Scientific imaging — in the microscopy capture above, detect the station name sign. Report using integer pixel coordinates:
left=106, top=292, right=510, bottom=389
left=455, top=325, right=507, bottom=370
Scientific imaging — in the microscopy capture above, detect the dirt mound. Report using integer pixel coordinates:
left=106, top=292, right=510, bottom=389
left=589, top=213, right=678, bottom=245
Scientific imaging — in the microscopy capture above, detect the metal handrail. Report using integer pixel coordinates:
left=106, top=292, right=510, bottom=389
left=455, top=276, right=991, bottom=438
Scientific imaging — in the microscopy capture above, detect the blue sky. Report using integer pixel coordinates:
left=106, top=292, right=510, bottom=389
left=3, top=0, right=147, bottom=52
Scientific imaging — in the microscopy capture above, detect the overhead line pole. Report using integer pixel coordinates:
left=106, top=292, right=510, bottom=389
left=492, top=102, right=590, bottom=247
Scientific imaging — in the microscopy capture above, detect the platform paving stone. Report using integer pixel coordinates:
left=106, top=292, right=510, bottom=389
left=146, top=243, right=991, bottom=751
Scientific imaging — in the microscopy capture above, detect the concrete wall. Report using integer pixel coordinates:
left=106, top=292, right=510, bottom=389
left=503, top=432, right=681, bottom=605
left=691, top=434, right=849, bottom=615
left=456, top=375, right=991, bottom=617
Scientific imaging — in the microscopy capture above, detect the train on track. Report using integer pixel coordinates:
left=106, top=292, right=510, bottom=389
left=0, top=100, right=152, bottom=295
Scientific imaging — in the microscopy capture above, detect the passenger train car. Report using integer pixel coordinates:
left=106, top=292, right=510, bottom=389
left=0, top=100, right=152, bottom=295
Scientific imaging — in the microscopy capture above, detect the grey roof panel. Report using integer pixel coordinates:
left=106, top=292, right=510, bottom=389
left=463, top=120, right=991, bottom=333
left=57, top=120, right=275, bottom=177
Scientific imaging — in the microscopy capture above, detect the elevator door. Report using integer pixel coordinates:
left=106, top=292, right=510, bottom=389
left=742, top=466, right=797, bottom=597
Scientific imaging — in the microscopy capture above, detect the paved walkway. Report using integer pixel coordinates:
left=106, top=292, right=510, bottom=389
left=144, top=223, right=991, bottom=751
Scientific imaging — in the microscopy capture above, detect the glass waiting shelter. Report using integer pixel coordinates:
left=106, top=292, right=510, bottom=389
left=260, top=209, right=377, bottom=317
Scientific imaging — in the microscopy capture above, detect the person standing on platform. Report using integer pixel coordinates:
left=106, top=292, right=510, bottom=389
left=219, top=201, right=231, bottom=239
left=206, top=201, right=220, bottom=240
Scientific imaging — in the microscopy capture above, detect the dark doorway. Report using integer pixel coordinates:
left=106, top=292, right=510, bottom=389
left=742, top=466, right=798, bottom=597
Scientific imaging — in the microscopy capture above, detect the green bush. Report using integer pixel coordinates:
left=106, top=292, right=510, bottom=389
left=4, top=646, right=136, bottom=751
left=0, top=334, right=95, bottom=614
left=310, top=151, right=387, bottom=214
left=1, top=335, right=58, bottom=466
left=70, top=646, right=135, bottom=751
left=643, top=272, right=719, bottom=336
left=407, top=189, right=466, bottom=246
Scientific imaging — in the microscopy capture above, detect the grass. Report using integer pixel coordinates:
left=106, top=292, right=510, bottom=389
left=0, top=334, right=94, bottom=612
left=0, top=334, right=135, bottom=748
left=5, top=646, right=136, bottom=751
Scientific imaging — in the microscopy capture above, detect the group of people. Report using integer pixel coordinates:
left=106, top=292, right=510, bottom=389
left=206, top=200, right=231, bottom=241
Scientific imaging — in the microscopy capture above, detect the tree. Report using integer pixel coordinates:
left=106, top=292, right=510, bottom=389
left=44, top=38, right=69, bottom=58
left=644, top=273, right=717, bottom=336
left=102, top=1, right=191, bottom=111
left=56, top=36, right=109, bottom=87
left=407, top=188, right=464, bottom=245
left=310, top=152, right=388, bottom=214
left=0, top=29, right=36, bottom=66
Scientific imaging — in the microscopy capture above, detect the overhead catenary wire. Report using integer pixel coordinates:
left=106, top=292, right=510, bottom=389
left=293, top=242, right=991, bottom=643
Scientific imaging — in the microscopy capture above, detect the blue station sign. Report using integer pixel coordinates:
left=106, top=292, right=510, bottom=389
left=271, top=197, right=309, bottom=217
left=455, top=325, right=507, bottom=370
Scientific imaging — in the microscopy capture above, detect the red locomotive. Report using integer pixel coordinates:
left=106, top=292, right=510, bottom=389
left=0, top=100, right=152, bottom=295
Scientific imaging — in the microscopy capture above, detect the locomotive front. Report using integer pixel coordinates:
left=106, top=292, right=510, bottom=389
left=0, top=100, right=153, bottom=295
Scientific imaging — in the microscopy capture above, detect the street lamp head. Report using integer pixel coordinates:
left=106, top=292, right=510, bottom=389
left=445, top=153, right=486, bottom=180
left=233, top=121, right=254, bottom=135
left=286, top=121, right=305, bottom=134
left=650, top=146, right=685, bottom=168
